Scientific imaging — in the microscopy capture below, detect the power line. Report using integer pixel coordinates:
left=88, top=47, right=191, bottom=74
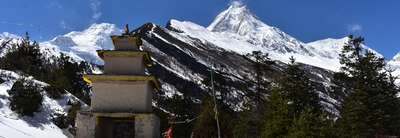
left=168, top=116, right=199, bottom=124
left=209, top=57, right=221, bottom=138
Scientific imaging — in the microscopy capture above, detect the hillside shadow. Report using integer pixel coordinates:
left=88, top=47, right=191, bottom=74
left=21, top=111, right=53, bottom=129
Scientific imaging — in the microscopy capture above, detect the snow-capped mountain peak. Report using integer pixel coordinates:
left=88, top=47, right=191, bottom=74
left=63, top=23, right=121, bottom=48
left=388, top=53, right=400, bottom=84
left=40, top=23, right=122, bottom=65
left=207, top=1, right=264, bottom=35
left=393, top=53, right=400, bottom=61
left=206, top=1, right=312, bottom=56
left=388, top=53, right=400, bottom=68
left=307, top=37, right=350, bottom=59
left=307, top=36, right=382, bottom=59
left=0, top=32, right=22, bottom=45
left=0, top=32, right=21, bottom=40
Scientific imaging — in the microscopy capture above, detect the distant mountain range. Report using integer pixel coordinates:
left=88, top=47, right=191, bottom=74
left=2, top=2, right=389, bottom=72
left=1, top=0, right=398, bottom=109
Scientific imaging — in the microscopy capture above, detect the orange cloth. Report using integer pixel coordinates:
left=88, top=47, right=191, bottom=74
left=166, top=127, right=172, bottom=138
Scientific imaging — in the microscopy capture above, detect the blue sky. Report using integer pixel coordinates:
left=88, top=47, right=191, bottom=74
left=0, top=0, right=399, bottom=58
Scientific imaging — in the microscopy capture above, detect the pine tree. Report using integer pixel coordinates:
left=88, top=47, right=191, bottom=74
left=245, top=51, right=274, bottom=109
left=279, top=57, right=322, bottom=117
left=337, top=89, right=369, bottom=137
left=233, top=109, right=262, bottom=138
left=44, top=67, right=69, bottom=99
left=8, top=77, right=43, bottom=116
left=262, top=87, right=291, bottom=138
left=262, top=57, right=327, bottom=137
left=56, top=53, right=91, bottom=104
left=192, top=96, right=234, bottom=138
left=231, top=51, right=274, bottom=138
left=0, top=33, right=45, bottom=77
left=382, top=72, right=400, bottom=135
left=288, top=107, right=336, bottom=138
left=336, top=35, right=400, bottom=136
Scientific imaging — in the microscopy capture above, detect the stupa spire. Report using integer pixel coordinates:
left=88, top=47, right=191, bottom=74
left=76, top=24, right=160, bottom=138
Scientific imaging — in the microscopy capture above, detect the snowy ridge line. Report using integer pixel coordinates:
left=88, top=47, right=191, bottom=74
left=151, top=29, right=193, bottom=57
left=144, top=39, right=204, bottom=83
left=165, top=31, right=248, bottom=81
left=148, top=30, right=206, bottom=83
left=152, top=58, right=192, bottom=81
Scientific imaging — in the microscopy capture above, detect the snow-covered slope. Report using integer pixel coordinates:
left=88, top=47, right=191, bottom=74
left=307, top=37, right=382, bottom=59
left=307, top=37, right=350, bottom=59
left=388, top=53, right=400, bottom=68
left=133, top=22, right=340, bottom=112
left=0, top=32, right=22, bottom=57
left=305, top=37, right=383, bottom=71
left=167, top=7, right=344, bottom=71
left=388, top=53, right=400, bottom=84
left=40, top=23, right=122, bottom=65
left=0, top=32, right=20, bottom=41
left=0, top=70, right=86, bottom=138
left=165, top=1, right=387, bottom=72
left=207, top=1, right=311, bottom=56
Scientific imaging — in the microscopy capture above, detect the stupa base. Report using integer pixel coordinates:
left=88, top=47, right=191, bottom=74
left=76, top=111, right=160, bottom=138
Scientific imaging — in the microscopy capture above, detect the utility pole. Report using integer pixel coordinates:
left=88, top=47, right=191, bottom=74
left=209, top=58, right=221, bottom=138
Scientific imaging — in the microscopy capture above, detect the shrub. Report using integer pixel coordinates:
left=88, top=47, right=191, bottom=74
left=0, top=41, right=45, bottom=78
left=51, top=112, right=69, bottom=129
left=8, top=78, right=43, bottom=116
left=44, top=85, right=66, bottom=99
left=51, top=101, right=81, bottom=130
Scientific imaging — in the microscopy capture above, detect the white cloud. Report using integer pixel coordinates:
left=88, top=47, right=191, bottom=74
left=347, top=24, right=363, bottom=33
left=59, top=20, right=73, bottom=30
left=47, top=1, right=63, bottom=9
left=89, top=0, right=102, bottom=22
left=59, top=20, right=67, bottom=29
left=230, top=0, right=246, bottom=6
left=0, top=21, right=34, bottom=27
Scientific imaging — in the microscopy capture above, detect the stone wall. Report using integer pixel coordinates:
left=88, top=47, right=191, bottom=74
left=91, top=81, right=153, bottom=113
left=76, top=111, right=96, bottom=138
left=104, top=56, right=145, bottom=75
left=75, top=112, right=160, bottom=138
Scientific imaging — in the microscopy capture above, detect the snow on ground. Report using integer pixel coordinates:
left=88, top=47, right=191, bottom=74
left=160, top=82, right=183, bottom=98
left=0, top=70, right=84, bottom=138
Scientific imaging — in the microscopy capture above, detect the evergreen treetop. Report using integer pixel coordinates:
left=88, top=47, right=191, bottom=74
left=279, top=57, right=322, bottom=117
left=336, top=35, right=400, bottom=136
